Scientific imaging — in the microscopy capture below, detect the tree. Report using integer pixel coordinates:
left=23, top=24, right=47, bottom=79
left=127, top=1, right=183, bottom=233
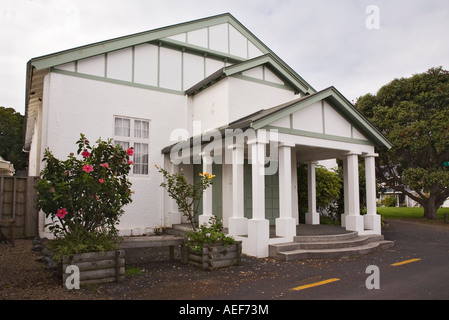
left=155, top=165, right=214, bottom=231
left=356, top=67, right=449, bottom=219
left=0, top=107, right=26, bottom=171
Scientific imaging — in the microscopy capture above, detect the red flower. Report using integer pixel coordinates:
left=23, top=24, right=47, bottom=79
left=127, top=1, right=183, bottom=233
left=99, top=179, right=104, bottom=184
left=127, top=148, right=134, bottom=156
left=81, top=150, right=90, bottom=158
left=56, top=208, right=68, bottom=219
left=128, top=160, right=134, bottom=165
left=100, top=163, right=110, bottom=170
left=83, top=165, right=93, bottom=173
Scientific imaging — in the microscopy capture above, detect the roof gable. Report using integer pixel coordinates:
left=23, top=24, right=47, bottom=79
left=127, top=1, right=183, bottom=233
left=185, top=54, right=312, bottom=96
left=29, top=12, right=312, bottom=93
left=229, top=87, right=392, bottom=148
left=24, top=13, right=316, bottom=150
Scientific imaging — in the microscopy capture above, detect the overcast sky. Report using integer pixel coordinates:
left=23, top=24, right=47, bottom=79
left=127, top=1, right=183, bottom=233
left=1, top=0, right=449, bottom=115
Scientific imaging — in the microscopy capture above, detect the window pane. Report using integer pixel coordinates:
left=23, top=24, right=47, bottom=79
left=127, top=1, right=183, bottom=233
left=115, top=118, right=130, bottom=137
left=114, top=140, right=129, bottom=150
left=134, top=120, right=149, bottom=139
left=133, top=143, right=149, bottom=175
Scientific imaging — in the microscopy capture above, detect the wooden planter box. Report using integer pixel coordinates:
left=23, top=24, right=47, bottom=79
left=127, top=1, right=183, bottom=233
left=62, top=250, right=125, bottom=285
left=181, top=241, right=242, bottom=271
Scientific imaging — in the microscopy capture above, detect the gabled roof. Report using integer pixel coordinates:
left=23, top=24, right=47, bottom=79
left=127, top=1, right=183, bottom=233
left=23, top=13, right=315, bottom=151
left=227, top=86, right=393, bottom=148
left=27, top=12, right=313, bottom=93
left=185, top=54, right=312, bottom=96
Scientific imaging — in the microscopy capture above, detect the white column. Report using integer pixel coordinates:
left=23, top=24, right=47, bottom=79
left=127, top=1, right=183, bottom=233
left=246, top=134, right=269, bottom=257
left=363, top=153, right=381, bottom=234
left=344, top=152, right=364, bottom=233
left=199, top=154, right=213, bottom=226
left=276, top=142, right=296, bottom=239
left=291, top=150, right=299, bottom=225
left=341, top=157, right=348, bottom=228
left=169, top=162, right=182, bottom=225
left=228, top=143, right=247, bottom=236
left=306, top=161, right=320, bottom=225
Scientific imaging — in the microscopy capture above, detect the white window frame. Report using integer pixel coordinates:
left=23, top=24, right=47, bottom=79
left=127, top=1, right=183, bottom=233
left=113, top=116, right=150, bottom=176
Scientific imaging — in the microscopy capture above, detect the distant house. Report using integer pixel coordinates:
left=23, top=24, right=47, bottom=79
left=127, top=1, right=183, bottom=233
left=23, top=13, right=392, bottom=257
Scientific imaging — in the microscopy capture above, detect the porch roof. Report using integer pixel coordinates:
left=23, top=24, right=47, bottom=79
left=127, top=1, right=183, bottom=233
left=161, top=86, right=392, bottom=154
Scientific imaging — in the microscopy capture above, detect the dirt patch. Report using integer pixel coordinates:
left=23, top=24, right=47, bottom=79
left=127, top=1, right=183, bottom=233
left=0, top=238, right=330, bottom=300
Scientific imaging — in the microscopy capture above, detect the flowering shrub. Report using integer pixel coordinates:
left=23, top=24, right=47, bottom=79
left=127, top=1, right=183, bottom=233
left=36, top=134, right=133, bottom=239
left=185, top=215, right=236, bottom=253
left=155, top=165, right=214, bottom=231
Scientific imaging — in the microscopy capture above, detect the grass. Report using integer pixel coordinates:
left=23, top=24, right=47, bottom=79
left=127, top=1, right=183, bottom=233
left=377, top=206, right=449, bottom=221
left=125, top=265, right=145, bottom=276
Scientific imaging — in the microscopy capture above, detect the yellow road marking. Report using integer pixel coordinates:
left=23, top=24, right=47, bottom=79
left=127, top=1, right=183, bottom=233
left=391, top=258, right=421, bottom=266
left=291, top=278, right=340, bottom=291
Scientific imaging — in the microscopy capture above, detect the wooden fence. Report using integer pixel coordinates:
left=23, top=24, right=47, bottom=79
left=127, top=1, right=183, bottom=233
left=0, top=176, right=39, bottom=239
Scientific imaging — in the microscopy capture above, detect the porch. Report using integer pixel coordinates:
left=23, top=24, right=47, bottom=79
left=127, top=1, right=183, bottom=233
left=166, top=223, right=394, bottom=261
left=161, top=87, right=391, bottom=258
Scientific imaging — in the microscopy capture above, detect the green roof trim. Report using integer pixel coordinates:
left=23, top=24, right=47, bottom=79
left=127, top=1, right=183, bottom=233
left=250, top=86, right=393, bottom=149
left=185, top=54, right=314, bottom=96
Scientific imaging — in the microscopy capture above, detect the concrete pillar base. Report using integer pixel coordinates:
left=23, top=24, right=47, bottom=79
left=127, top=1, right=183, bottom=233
left=245, top=219, right=270, bottom=258
left=364, top=214, right=381, bottom=234
left=228, top=217, right=248, bottom=236
left=306, top=211, right=320, bottom=225
left=345, top=215, right=364, bottom=233
left=199, top=215, right=213, bottom=227
left=275, top=217, right=296, bottom=240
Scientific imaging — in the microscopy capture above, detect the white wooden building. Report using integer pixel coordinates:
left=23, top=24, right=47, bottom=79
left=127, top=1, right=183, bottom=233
left=23, top=13, right=391, bottom=257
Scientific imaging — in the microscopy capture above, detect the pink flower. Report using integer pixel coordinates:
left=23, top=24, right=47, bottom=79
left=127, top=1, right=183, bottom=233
left=81, top=150, right=90, bottom=158
left=127, top=148, right=134, bottom=156
left=100, top=163, right=110, bottom=170
left=56, top=208, right=68, bottom=219
left=83, top=165, right=93, bottom=173
left=128, top=160, right=134, bottom=165
left=98, top=179, right=104, bottom=184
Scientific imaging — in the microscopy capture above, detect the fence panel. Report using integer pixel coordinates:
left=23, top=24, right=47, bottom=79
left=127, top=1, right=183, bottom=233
left=0, top=176, right=39, bottom=239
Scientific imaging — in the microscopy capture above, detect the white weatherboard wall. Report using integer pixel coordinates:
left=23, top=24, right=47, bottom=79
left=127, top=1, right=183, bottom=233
left=36, top=72, right=187, bottom=237
left=190, top=79, right=229, bottom=133
left=191, top=76, right=299, bottom=132
left=165, top=22, right=264, bottom=60
left=227, top=76, right=298, bottom=123
left=53, top=43, right=233, bottom=94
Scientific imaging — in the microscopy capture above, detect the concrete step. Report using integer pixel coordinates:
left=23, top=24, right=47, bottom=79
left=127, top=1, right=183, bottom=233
left=293, top=231, right=359, bottom=243
left=269, top=233, right=394, bottom=261
left=274, top=240, right=394, bottom=261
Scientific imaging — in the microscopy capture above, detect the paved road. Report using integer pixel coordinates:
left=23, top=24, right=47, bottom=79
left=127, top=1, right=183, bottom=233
left=204, top=220, right=449, bottom=300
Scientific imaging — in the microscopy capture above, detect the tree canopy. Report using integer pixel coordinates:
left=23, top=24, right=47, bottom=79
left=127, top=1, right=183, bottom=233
left=0, top=107, right=26, bottom=172
left=356, top=67, right=449, bottom=219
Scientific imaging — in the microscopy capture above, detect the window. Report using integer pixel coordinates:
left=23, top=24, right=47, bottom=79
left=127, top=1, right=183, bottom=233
left=114, top=116, right=150, bottom=175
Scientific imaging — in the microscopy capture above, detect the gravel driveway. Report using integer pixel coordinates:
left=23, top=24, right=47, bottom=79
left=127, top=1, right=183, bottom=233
left=0, top=236, right=340, bottom=300
left=1, top=220, right=448, bottom=300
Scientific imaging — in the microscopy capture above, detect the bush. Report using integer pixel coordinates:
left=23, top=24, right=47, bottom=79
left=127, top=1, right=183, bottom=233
left=47, top=229, right=121, bottom=262
left=36, top=134, right=133, bottom=258
left=185, top=216, right=236, bottom=253
left=382, top=196, right=397, bottom=207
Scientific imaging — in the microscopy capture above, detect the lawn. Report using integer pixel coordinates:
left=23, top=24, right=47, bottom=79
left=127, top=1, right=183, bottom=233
left=377, top=206, right=449, bottom=220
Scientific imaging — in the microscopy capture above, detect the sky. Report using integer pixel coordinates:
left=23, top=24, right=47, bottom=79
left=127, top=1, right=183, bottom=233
left=1, top=0, right=449, bottom=115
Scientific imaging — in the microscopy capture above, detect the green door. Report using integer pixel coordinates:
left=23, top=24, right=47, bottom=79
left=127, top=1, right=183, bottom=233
left=244, top=162, right=279, bottom=225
